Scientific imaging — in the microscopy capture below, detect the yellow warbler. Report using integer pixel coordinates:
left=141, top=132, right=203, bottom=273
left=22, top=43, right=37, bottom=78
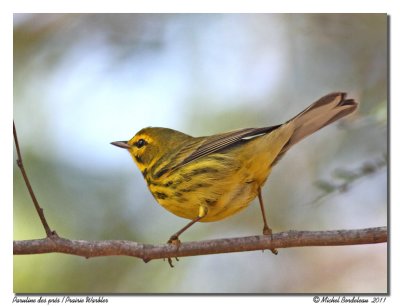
left=112, top=92, right=357, bottom=252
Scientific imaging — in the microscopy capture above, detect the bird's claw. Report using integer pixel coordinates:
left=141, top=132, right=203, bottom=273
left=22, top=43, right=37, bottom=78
left=262, top=226, right=278, bottom=255
left=165, top=235, right=181, bottom=267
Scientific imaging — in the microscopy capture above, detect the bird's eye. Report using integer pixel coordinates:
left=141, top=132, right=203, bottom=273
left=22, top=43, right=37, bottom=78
left=136, top=139, right=146, bottom=148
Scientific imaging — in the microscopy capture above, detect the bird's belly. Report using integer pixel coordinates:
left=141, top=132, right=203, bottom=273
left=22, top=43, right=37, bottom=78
left=201, top=183, right=259, bottom=222
left=153, top=180, right=260, bottom=222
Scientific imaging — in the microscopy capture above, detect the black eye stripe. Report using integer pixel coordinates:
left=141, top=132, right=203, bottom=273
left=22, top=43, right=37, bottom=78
left=136, top=139, right=146, bottom=148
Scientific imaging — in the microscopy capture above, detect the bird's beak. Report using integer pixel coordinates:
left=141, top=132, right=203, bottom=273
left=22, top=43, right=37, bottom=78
left=111, top=141, right=131, bottom=149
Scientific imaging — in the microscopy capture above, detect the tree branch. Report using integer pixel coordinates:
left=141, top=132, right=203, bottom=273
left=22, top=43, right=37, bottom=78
left=14, top=226, right=387, bottom=263
left=12, top=122, right=387, bottom=266
left=13, top=121, right=55, bottom=237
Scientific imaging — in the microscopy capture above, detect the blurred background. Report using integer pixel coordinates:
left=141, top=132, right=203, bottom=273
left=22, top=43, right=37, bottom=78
left=13, top=14, right=387, bottom=293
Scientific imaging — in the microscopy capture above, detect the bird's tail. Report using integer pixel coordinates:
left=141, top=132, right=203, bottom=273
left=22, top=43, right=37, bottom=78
left=281, top=92, right=358, bottom=153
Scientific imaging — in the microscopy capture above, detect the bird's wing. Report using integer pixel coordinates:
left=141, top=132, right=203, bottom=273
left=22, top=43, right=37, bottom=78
left=172, top=125, right=281, bottom=170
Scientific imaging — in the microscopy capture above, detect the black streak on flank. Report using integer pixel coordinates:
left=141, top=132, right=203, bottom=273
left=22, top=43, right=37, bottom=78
left=135, top=155, right=144, bottom=164
left=141, top=168, right=148, bottom=178
left=154, top=192, right=168, bottom=200
left=180, top=183, right=212, bottom=193
left=205, top=199, right=217, bottom=206
left=196, top=183, right=211, bottom=188
left=164, top=180, right=174, bottom=187
left=179, top=167, right=218, bottom=182
left=188, top=167, right=218, bottom=177
left=154, top=168, right=169, bottom=179
left=146, top=177, right=152, bottom=186
left=176, top=196, right=188, bottom=203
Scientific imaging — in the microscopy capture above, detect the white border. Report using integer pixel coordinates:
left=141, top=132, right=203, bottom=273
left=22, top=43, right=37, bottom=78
left=3, top=1, right=398, bottom=305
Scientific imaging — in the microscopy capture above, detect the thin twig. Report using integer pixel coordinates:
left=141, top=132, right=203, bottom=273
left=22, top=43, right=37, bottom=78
left=13, top=121, right=55, bottom=237
left=13, top=226, right=387, bottom=263
left=312, top=156, right=387, bottom=206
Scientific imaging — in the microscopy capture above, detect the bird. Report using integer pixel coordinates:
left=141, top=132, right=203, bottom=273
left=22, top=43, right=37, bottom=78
left=111, top=92, right=357, bottom=260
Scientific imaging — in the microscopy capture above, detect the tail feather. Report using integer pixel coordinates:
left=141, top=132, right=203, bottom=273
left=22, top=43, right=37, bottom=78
left=281, top=92, right=357, bottom=153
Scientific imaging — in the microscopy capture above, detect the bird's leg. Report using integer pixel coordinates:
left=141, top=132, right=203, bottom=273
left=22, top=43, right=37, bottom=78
left=166, top=205, right=208, bottom=267
left=257, top=188, right=278, bottom=255
left=167, top=216, right=202, bottom=244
